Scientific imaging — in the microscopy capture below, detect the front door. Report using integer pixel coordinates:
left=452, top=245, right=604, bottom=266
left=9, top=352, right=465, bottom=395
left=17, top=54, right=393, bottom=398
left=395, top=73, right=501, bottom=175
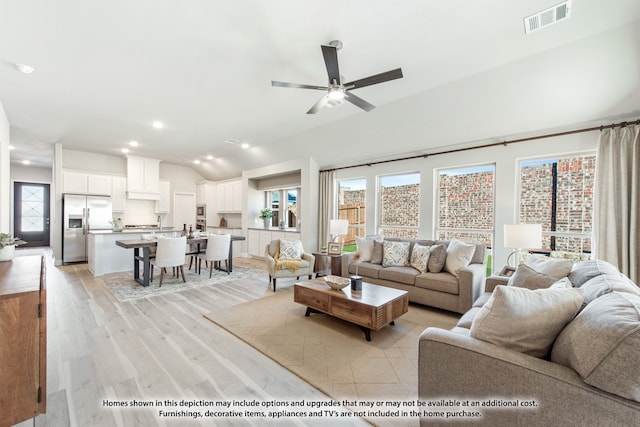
left=13, top=182, right=51, bottom=247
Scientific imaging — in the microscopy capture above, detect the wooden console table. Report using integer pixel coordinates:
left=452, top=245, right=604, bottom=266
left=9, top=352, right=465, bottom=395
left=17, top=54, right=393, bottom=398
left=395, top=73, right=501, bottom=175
left=0, top=255, right=47, bottom=427
left=294, top=279, right=408, bottom=341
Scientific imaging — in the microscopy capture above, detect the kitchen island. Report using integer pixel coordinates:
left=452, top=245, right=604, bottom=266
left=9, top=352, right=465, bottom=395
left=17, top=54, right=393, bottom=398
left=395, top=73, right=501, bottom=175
left=87, top=229, right=176, bottom=276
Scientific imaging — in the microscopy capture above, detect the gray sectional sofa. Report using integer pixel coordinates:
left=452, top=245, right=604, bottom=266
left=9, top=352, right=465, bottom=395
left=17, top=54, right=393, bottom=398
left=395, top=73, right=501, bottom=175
left=341, top=238, right=487, bottom=314
left=418, top=258, right=640, bottom=426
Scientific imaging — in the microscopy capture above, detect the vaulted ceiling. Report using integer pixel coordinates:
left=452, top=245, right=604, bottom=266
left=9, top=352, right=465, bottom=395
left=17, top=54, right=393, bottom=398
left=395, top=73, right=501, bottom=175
left=1, top=1, right=639, bottom=179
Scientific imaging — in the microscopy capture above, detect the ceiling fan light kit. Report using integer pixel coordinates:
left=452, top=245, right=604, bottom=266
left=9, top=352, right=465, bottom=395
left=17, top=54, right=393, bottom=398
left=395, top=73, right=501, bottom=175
left=271, top=40, right=403, bottom=114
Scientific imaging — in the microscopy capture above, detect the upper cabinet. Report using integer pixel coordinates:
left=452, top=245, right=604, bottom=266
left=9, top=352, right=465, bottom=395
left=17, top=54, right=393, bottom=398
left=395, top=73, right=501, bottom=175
left=126, top=155, right=161, bottom=200
left=155, top=181, right=171, bottom=213
left=62, top=171, right=111, bottom=196
left=111, top=176, right=127, bottom=212
left=216, top=179, right=242, bottom=213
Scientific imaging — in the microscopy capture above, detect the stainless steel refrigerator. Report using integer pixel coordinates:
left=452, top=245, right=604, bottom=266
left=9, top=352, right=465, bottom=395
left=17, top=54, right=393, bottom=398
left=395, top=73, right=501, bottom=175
left=62, top=194, right=113, bottom=263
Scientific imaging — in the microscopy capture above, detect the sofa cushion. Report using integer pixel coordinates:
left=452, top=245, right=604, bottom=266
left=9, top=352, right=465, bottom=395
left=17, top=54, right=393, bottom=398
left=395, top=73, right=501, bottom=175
left=355, top=235, right=383, bottom=262
left=469, top=285, right=584, bottom=358
left=524, top=255, right=574, bottom=279
left=379, top=266, right=420, bottom=285
left=410, top=243, right=431, bottom=273
left=444, top=238, right=476, bottom=277
left=456, top=307, right=482, bottom=329
left=278, top=238, right=302, bottom=260
left=349, top=262, right=384, bottom=279
left=568, top=259, right=623, bottom=287
left=415, top=272, right=459, bottom=295
left=551, top=292, right=640, bottom=403
left=508, top=264, right=561, bottom=290
left=580, top=273, right=640, bottom=305
left=370, top=240, right=384, bottom=264
left=382, top=241, right=410, bottom=267
left=470, top=243, right=486, bottom=265
left=427, top=244, right=447, bottom=273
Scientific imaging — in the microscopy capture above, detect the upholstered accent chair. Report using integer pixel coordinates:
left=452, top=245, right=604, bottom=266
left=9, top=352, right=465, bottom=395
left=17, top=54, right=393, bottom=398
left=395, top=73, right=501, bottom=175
left=265, top=239, right=315, bottom=291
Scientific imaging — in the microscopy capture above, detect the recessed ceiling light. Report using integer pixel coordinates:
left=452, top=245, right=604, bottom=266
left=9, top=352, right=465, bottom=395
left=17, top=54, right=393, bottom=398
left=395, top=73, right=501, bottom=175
left=129, top=140, right=139, bottom=147
left=152, top=121, right=164, bottom=129
left=241, top=143, right=250, bottom=149
left=8, top=145, right=15, bottom=150
left=16, top=63, right=34, bottom=74
left=206, top=155, right=214, bottom=160
left=22, top=160, right=31, bottom=165
left=121, top=148, right=130, bottom=154
left=193, top=160, right=201, bottom=165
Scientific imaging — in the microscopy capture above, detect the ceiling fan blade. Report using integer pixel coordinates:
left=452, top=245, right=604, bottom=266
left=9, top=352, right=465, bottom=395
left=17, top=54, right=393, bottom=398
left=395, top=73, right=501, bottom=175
left=271, top=81, right=327, bottom=90
left=306, top=96, right=330, bottom=114
left=345, top=92, right=375, bottom=112
left=344, top=68, right=403, bottom=90
left=321, top=45, right=341, bottom=85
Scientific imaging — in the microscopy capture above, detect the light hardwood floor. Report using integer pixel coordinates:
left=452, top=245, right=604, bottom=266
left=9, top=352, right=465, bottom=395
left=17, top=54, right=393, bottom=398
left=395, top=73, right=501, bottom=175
left=13, top=250, right=369, bottom=427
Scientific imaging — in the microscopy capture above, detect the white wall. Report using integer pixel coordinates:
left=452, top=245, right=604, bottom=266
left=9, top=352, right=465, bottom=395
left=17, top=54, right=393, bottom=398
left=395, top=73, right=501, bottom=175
left=334, top=130, right=598, bottom=273
left=0, top=101, right=10, bottom=232
left=10, top=164, right=52, bottom=183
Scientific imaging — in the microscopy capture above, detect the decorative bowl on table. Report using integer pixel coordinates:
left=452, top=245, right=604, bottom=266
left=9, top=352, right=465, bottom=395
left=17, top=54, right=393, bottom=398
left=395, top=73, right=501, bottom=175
left=323, top=275, right=350, bottom=290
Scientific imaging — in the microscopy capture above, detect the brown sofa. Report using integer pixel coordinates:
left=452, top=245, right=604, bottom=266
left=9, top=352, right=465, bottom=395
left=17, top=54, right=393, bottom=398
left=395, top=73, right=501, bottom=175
left=341, top=238, right=487, bottom=314
left=418, top=259, right=640, bottom=426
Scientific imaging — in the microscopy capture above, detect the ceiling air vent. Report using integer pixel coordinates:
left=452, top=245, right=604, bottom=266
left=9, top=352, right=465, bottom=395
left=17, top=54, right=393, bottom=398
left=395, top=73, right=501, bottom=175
left=524, top=1, right=571, bottom=34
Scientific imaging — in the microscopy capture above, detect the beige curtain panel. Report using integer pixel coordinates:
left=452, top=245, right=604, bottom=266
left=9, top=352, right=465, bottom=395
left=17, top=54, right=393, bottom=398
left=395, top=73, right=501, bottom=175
left=318, top=170, right=335, bottom=249
left=594, top=124, right=640, bottom=283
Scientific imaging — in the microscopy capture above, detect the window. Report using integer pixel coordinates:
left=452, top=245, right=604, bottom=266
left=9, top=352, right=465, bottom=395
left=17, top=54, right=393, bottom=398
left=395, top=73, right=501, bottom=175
left=519, top=154, right=595, bottom=260
left=337, top=178, right=366, bottom=245
left=378, top=173, right=420, bottom=238
left=436, top=165, right=495, bottom=247
left=266, top=187, right=300, bottom=228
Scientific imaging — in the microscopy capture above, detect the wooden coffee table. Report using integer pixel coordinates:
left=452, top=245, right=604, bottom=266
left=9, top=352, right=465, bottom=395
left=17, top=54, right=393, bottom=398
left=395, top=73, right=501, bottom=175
left=294, top=279, right=409, bottom=341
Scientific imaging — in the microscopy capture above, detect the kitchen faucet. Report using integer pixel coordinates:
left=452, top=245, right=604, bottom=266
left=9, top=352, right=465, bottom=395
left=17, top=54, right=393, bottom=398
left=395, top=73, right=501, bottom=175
left=157, top=215, right=163, bottom=232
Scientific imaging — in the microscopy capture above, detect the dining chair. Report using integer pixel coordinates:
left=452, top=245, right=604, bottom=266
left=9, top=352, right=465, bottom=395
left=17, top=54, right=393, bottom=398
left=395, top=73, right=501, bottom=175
left=150, top=236, right=187, bottom=286
left=197, top=234, right=231, bottom=277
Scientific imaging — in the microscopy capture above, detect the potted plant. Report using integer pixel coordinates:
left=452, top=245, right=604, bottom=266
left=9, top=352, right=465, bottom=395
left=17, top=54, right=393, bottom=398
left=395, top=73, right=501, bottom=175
left=0, top=233, right=27, bottom=262
left=259, top=208, right=273, bottom=228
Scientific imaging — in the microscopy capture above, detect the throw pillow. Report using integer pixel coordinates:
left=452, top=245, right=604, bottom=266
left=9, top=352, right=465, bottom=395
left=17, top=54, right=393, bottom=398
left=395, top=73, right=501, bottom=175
left=278, top=239, right=302, bottom=260
left=444, top=238, right=476, bottom=277
left=551, top=292, right=640, bottom=403
left=428, top=244, right=447, bottom=273
left=355, top=235, right=383, bottom=262
left=410, top=243, right=431, bottom=273
left=568, top=259, right=621, bottom=287
left=370, top=240, right=384, bottom=264
left=382, top=241, right=410, bottom=268
left=470, top=285, right=584, bottom=358
left=579, top=273, right=640, bottom=305
left=508, top=264, right=561, bottom=290
left=525, top=255, right=574, bottom=279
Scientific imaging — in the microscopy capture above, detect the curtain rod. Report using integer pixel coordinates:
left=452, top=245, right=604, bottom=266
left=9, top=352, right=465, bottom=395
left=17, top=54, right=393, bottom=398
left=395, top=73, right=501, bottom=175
left=320, top=118, right=640, bottom=173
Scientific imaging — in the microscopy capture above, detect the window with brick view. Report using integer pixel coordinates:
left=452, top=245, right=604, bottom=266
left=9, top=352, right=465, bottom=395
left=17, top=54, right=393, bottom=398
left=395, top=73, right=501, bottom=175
left=337, top=178, right=366, bottom=245
left=436, top=165, right=495, bottom=246
left=519, top=153, right=595, bottom=259
left=378, top=173, right=420, bottom=238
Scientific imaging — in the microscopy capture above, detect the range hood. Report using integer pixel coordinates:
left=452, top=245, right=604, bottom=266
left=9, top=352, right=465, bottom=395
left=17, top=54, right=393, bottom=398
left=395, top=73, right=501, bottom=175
left=125, top=155, right=161, bottom=200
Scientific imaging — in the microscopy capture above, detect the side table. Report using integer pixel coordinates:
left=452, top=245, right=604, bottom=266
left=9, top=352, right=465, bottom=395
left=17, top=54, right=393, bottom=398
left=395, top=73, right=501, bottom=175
left=312, top=252, right=342, bottom=277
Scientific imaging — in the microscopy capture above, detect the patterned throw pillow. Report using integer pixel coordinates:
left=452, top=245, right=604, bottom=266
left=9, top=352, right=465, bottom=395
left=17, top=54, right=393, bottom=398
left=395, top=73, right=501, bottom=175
left=410, top=243, right=431, bottom=273
left=278, top=239, right=302, bottom=260
left=382, top=241, right=410, bottom=268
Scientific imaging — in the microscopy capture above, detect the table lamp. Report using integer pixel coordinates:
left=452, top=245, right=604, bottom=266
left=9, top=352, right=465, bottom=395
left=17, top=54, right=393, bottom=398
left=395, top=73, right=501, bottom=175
left=504, top=224, right=542, bottom=267
left=329, top=219, right=349, bottom=243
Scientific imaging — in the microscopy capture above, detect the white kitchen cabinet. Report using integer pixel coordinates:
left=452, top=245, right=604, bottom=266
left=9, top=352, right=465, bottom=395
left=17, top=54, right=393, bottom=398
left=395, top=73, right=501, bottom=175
left=126, top=155, right=161, bottom=200
left=196, top=183, right=206, bottom=205
left=259, top=231, right=273, bottom=257
left=155, top=181, right=171, bottom=213
left=248, top=230, right=261, bottom=257
left=231, top=180, right=242, bottom=211
left=87, top=174, right=111, bottom=195
left=248, top=229, right=302, bottom=258
left=62, top=171, right=88, bottom=193
left=111, top=176, right=127, bottom=212
left=216, top=179, right=242, bottom=213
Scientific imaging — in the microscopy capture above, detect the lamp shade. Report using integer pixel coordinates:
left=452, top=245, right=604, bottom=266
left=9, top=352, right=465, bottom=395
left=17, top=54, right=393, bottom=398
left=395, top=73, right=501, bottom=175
left=330, top=219, right=349, bottom=236
left=504, top=224, right=542, bottom=249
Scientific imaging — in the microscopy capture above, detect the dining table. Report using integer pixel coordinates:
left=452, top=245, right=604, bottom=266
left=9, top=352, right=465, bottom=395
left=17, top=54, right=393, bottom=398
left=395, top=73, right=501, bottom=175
left=115, top=234, right=246, bottom=287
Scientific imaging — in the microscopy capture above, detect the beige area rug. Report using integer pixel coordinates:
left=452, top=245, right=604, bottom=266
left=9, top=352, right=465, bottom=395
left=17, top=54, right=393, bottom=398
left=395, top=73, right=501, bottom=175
left=204, top=289, right=459, bottom=426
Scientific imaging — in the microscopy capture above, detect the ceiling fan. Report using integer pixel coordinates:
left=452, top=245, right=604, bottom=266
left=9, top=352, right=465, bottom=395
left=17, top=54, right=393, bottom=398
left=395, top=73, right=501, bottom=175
left=271, top=40, right=403, bottom=114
